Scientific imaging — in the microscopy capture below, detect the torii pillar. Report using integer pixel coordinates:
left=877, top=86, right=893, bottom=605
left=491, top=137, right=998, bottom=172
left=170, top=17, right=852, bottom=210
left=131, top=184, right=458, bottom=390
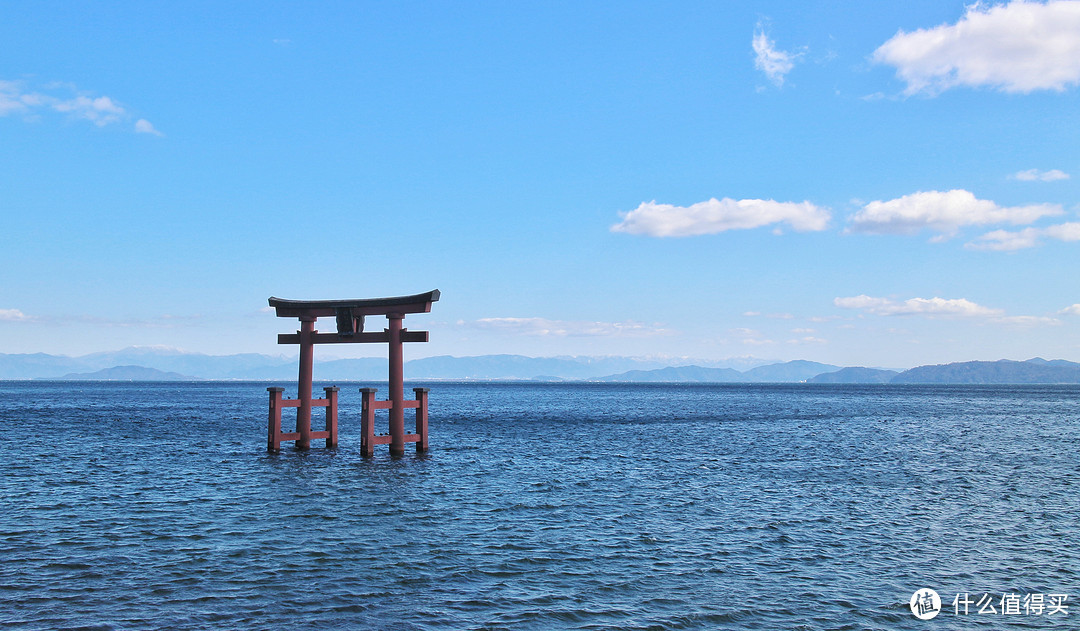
left=267, top=290, right=439, bottom=455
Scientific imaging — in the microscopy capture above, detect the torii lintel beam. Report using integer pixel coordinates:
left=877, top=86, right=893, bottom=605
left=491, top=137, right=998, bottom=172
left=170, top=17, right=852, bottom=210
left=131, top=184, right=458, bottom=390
left=268, top=290, right=440, bottom=318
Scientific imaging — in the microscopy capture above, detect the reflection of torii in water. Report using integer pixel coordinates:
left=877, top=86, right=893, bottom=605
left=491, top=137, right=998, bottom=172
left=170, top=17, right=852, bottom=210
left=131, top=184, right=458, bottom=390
left=266, top=290, right=440, bottom=455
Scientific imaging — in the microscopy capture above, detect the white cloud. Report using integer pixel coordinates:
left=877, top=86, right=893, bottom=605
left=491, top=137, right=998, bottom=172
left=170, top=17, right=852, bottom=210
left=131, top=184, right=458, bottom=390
left=834, top=295, right=1002, bottom=317
left=966, top=221, right=1080, bottom=250
left=834, top=295, right=893, bottom=313
left=134, top=118, right=163, bottom=136
left=1013, top=168, right=1070, bottom=182
left=0, top=310, right=202, bottom=328
left=1059, top=304, right=1080, bottom=315
left=787, top=336, right=826, bottom=345
left=873, top=0, right=1080, bottom=95
left=0, top=308, right=33, bottom=322
left=0, top=79, right=153, bottom=131
left=753, top=24, right=800, bottom=87
left=66, top=313, right=202, bottom=329
left=52, top=94, right=125, bottom=126
left=848, top=189, right=1061, bottom=236
left=744, top=311, right=795, bottom=319
left=1047, top=222, right=1080, bottom=240
left=0, top=80, right=38, bottom=115
left=741, top=337, right=777, bottom=346
left=966, top=227, right=1042, bottom=251
left=467, top=317, right=668, bottom=338
left=729, top=327, right=776, bottom=346
left=992, top=315, right=1061, bottom=325
left=612, top=198, right=830, bottom=237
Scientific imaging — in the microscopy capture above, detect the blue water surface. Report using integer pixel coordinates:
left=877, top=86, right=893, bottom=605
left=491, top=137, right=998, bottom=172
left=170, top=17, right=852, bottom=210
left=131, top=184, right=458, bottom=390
left=1, top=382, right=1077, bottom=629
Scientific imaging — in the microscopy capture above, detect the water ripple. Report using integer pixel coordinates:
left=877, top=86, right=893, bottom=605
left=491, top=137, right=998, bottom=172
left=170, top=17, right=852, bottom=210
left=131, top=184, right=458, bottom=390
left=1, top=382, right=1077, bottom=629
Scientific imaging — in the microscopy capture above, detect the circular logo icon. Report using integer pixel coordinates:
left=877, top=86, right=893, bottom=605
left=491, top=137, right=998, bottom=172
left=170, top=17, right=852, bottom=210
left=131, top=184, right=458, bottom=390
left=910, top=588, right=941, bottom=620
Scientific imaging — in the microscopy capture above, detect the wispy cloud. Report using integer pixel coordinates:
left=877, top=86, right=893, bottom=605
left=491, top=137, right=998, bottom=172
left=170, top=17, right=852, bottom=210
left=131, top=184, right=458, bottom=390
left=967, top=222, right=1080, bottom=251
left=729, top=327, right=776, bottom=346
left=51, top=93, right=126, bottom=126
left=134, top=118, right=163, bottom=136
left=992, top=315, right=1061, bottom=326
left=1012, top=168, right=1071, bottom=182
left=612, top=198, right=829, bottom=237
left=786, top=327, right=826, bottom=344
left=0, top=308, right=34, bottom=322
left=743, top=311, right=795, bottom=319
left=0, top=79, right=159, bottom=134
left=3, top=310, right=200, bottom=328
left=1059, top=304, right=1080, bottom=315
left=786, top=336, right=826, bottom=345
left=848, top=189, right=1061, bottom=237
left=753, top=23, right=800, bottom=87
left=835, top=297, right=1058, bottom=326
left=73, top=313, right=202, bottom=328
left=872, top=0, right=1080, bottom=95
left=834, top=295, right=1002, bottom=317
left=464, top=317, right=669, bottom=338
left=966, top=227, right=1042, bottom=251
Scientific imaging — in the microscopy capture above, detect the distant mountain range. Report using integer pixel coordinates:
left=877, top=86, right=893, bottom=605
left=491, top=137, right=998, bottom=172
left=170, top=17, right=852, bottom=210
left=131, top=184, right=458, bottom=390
left=0, top=348, right=773, bottom=381
left=598, top=359, right=1080, bottom=384
left=2, top=348, right=1079, bottom=384
left=889, top=359, right=1080, bottom=384
left=61, top=365, right=201, bottom=381
left=806, top=367, right=898, bottom=384
left=595, top=360, right=841, bottom=383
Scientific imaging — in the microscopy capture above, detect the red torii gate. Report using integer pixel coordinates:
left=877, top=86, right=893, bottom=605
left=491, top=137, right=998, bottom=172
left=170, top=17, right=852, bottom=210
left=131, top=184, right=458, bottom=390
left=266, top=289, right=439, bottom=456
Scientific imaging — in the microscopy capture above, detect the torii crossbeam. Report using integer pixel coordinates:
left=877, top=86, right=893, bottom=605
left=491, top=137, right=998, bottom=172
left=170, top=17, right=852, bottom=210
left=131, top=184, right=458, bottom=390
left=266, top=289, right=439, bottom=455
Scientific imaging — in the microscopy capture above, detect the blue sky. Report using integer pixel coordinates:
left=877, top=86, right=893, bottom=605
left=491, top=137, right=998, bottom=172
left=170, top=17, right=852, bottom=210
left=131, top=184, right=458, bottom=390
left=2, top=0, right=1079, bottom=368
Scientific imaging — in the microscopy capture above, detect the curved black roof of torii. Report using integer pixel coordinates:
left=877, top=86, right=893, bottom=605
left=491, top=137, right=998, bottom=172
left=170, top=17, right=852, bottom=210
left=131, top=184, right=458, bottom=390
left=268, top=290, right=440, bottom=318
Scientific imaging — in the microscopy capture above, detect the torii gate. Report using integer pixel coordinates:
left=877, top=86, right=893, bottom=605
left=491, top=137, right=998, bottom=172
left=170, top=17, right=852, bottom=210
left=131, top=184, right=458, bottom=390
left=266, top=289, right=439, bottom=456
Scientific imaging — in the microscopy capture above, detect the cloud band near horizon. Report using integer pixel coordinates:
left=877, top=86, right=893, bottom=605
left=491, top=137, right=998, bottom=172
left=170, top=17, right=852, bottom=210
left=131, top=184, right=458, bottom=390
left=462, top=317, right=670, bottom=338
left=834, top=294, right=1070, bottom=326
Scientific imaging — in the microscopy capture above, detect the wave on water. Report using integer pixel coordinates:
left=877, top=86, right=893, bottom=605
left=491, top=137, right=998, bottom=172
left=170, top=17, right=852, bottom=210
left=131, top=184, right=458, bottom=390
left=1, top=382, right=1077, bottom=629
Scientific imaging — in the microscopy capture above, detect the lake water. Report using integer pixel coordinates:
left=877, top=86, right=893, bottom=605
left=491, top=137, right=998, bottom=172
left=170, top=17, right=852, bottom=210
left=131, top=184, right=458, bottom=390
left=1, top=381, right=1077, bottom=629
